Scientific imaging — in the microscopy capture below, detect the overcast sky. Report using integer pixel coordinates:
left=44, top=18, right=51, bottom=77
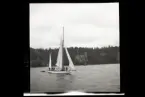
left=30, top=3, right=119, bottom=49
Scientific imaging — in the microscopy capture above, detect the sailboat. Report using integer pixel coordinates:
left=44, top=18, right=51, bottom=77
left=48, top=27, right=76, bottom=74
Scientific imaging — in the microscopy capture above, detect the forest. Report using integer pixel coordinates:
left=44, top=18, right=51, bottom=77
left=29, top=46, right=119, bottom=67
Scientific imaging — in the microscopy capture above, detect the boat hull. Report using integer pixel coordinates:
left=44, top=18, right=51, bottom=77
left=47, top=70, right=76, bottom=74
left=47, top=70, right=71, bottom=74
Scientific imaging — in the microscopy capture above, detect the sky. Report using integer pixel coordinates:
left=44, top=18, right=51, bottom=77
left=30, top=3, right=119, bottom=49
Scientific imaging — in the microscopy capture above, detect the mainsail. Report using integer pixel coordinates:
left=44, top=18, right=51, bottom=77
left=55, top=41, right=63, bottom=69
left=65, top=47, right=76, bottom=70
left=55, top=27, right=64, bottom=70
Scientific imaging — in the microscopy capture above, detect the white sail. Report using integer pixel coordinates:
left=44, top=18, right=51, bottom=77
left=49, top=53, right=52, bottom=68
left=55, top=33, right=63, bottom=69
left=65, top=47, right=76, bottom=70
left=55, top=48, right=62, bottom=69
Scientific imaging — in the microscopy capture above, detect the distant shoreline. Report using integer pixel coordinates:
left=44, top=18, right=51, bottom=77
left=30, top=46, right=119, bottom=67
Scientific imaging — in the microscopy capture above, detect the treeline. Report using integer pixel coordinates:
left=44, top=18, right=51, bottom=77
left=30, top=46, right=119, bottom=67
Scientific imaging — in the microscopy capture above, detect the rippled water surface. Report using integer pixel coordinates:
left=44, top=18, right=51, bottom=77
left=30, top=64, right=120, bottom=93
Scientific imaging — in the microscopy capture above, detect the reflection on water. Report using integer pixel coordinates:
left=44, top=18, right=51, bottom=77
left=30, top=64, right=120, bottom=93
left=55, top=74, right=75, bottom=92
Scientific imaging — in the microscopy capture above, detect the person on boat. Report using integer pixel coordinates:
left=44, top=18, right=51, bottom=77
left=61, top=67, right=65, bottom=71
left=66, top=67, right=68, bottom=71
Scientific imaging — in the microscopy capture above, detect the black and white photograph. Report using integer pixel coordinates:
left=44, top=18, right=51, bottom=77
left=29, top=3, right=120, bottom=94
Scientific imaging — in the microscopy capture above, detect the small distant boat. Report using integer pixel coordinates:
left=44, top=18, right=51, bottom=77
left=48, top=27, right=76, bottom=74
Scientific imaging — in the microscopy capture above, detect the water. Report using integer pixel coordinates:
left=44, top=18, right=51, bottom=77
left=30, top=64, right=120, bottom=93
